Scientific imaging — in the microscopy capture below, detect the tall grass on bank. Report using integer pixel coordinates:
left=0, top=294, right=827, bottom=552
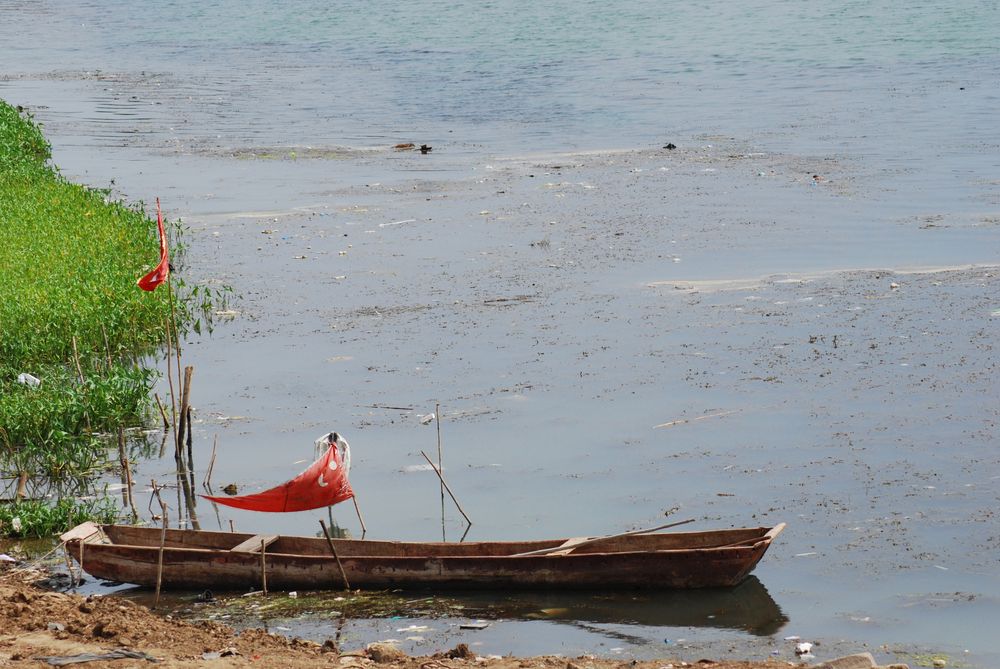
left=0, top=100, right=225, bottom=536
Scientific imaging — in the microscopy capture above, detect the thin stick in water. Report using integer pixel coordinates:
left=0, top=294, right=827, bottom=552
left=154, top=393, right=170, bottom=431
left=436, top=402, right=444, bottom=542
left=419, top=450, right=472, bottom=527
left=163, top=316, right=179, bottom=439
left=100, top=324, right=113, bottom=369
left=351, top=495, right=367, bottom=537
left=203, top=435, right=218, bottom=489
left=70, top=336, right=85, bottom=384
left=118, top=427, right=138, bottom=521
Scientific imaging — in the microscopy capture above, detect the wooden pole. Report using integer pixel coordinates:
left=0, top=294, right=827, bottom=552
left=419, top=451, right=471, bottom=527
left=77, top=540, right=85, bottom=590
left=319, top=519, right=351, bottom=590
left=153, top=480, right=168, bottom=609
left=177, top=366, right=193, bottom=455
left=118, top=427, right=138, bottom=521
left=63, top=546, right=77, bottom=588
left=260, top=539, right=268, bottom=596
left=186, top=405, right=196, bottom=491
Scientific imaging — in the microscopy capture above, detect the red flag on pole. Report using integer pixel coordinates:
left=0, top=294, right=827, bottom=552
left=137, top=198, right=169, bottom=291
left=202, top=433, right=355, bottom=513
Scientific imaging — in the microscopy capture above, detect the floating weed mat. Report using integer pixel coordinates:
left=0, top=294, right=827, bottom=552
left=0, top=101, right=172, bottom=368
left=187, top=590, right=468, bottom=626
left=0, top=99, right=227, bottom=535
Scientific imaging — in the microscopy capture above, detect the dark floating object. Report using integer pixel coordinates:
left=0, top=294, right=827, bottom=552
left=222, top=483, right=238, bottom=495
left=663, top=143, right=677, bottom=150
left=420, top=144, right=432, bottom=154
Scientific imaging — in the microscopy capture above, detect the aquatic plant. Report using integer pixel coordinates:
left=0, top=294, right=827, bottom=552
left=0, top=497, right=120, bottom=539
left=0, top=99, right=227, bottom=535
left=0, top=363, right=156, bottom=481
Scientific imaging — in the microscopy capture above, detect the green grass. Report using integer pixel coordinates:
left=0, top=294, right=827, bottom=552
left=0, top=99, right=225, bottom=537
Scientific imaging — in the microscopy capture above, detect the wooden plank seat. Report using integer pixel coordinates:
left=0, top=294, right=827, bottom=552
left=229, top=534, right=279, bottom=553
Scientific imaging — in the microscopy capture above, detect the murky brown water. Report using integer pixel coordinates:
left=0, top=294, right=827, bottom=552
left=3, top=5, right=1000, bottom=663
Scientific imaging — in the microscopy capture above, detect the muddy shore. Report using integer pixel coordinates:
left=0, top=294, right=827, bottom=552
left=0, top=566, right=875, bottom=668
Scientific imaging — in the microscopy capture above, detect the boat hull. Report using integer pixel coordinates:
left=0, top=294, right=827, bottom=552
left=63, top=523, right=783, bottom=591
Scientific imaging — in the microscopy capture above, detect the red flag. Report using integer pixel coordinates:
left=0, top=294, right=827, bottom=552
left=137, top=198, right=169, bottom=291
left=202, top=433, right=354, bottom=513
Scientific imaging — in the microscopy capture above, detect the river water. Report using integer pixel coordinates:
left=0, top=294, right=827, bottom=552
left=2, top=1, right=1000, bottom=665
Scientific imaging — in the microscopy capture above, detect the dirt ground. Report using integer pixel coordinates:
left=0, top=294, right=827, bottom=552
left=0, top=566, right=799, bottom=669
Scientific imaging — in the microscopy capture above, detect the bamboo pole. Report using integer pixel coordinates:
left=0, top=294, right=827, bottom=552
left=319, top=519, right=351, bottom=590
left=419, top=451, right=471, bottom=527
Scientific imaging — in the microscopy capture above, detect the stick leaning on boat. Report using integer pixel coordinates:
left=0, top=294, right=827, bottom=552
left=511, top=518, right=697, bottom=557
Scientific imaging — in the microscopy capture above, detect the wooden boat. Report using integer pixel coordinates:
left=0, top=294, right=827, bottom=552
left=61, top=522, right=785, bottom=591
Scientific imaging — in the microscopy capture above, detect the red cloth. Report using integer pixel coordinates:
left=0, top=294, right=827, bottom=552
left=202, top=438, right=354, bottom=513
left=137, top=198, right=170, bottom=291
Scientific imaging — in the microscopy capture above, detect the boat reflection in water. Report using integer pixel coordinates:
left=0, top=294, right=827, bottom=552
left=449, top=576, right=787, bottom=637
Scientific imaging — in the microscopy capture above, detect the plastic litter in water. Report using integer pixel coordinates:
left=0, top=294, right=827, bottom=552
left=16, top=372, right=40, bottom=387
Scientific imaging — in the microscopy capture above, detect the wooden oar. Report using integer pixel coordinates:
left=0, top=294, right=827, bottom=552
left=511, top=518, right=696, bottom=557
